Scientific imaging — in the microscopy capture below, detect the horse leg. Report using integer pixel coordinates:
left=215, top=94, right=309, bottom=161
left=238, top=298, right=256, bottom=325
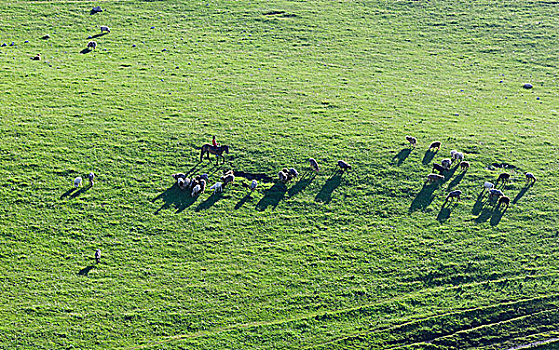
left=200, top=148, right=205, bottom=162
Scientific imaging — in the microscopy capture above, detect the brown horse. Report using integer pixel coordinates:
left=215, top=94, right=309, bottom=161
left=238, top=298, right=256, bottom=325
left=200, top=144, right=230, bottom=164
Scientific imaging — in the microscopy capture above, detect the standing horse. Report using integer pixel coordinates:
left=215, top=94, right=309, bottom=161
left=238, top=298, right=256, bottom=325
left=200, top=144, right=230, bottom=164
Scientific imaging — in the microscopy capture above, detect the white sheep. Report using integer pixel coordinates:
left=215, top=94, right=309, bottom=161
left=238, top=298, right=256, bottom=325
left=250, top=180, right=257, bottom=191
left=450, top=150, right=457, bottom=158
left=191, top=184, right=201, bottom=197
left=309, top=158, right=320, bottom=172
left=441, top=158, right=452, bottom=170
left=74, top=177, right=82, bottom=187
left=484, top=182, right=494, bottom=191
left=210, top=182, right=223, bottom=193
left=100, top=26, right=111, bottom=33
left=278, top=170, right=289, bottom=183
left=177, top=177, right=190, bottom=190
left=454, top=152, right=464, bottom=162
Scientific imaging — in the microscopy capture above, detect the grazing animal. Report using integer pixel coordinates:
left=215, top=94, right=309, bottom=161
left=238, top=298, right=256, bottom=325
left=450, top=150, right=458, bottom=158
left=309, top=158, right=320, bottom=172
left=31, top=54, right=41, bottom=60
left=171, top=173, right=186, bottom=180
left=460, top=161, right=470, bottom=171
left=489, top=189, right=504, bottom=200
left=87, top=41, right=97, bottom=50
left=484, top=182, right=495, bottom=191
left=177, top=177, right=189, bottom=190
left=191, top=183, right=202, bottom=197
left=278, top=170, right=289, bottom=183
left=432, top=163, right=446, bottom=174
left=426, top=173, right=445, bottom=183
left=441, top=158, right=452, bottom=170
left=429, top=141, right=441, bottom=150
left=406, top=136, right=417, bottom=147
left=454, top=152, right=464, bottom=162
left=200, top=174, right=209, bottom=182
left=210, top=182, right=223, bottom=193
left=497, top=172, right=511, bottom=184
left=288, top=168, right=299, bottom=178
left=200, top=144, right=229, bottom=164
left=498, top=195, right=510, bottom=209
left=100, top=26, right=111, bottom=33
left=95, top=249, right=101, bottom=264
left=88, top=172, right=95, bottom=186
left=220, top=170, right=235, bottom=186
left=446, top=190, right=462, bottom=201
left=74, top=177, right=82, bottom=187
left=337, top=160, right=351, bottom=172
left=525, top=172, right=536, bottom=184
left=250, top=180, right=257, bottom=191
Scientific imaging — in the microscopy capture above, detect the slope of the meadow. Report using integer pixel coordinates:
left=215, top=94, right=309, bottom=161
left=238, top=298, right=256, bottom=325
left=1, top=0, right=558, bottom=349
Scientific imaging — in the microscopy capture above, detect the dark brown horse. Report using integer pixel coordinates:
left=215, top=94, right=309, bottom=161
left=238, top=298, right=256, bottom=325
left=200, top=144, right=229, bottom=164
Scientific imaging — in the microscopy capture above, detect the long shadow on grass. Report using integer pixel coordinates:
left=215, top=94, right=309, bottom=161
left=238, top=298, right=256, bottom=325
left=446, top=170, right=466, bottom=191
left=409, top=183, right=438, bottom=212
left=90, top=33, right=108, bottom=39
left=195, top=192, right=224, bottom=211
left=78, top=266, right=94, bottom=276
left=513, top=183, right=533, bottom=204
left=288, top=171, right=315, bottom=198
left=235, top=192, right=254, bottom=210
left=475, top=206, right=494, bottom=224
left=472, top=190, right=486, bottom=215
left=80, top=48, right=92, bottom=54
left=256, top=182, right=287, bottom=211
left=437, top=201, right=458, bottom=223
left=153, top=184, right=197, bottom=214
left=422, top=150, right=438, bottom=165
left=314, top=172, right=342, bottom=204
left=60, top=188, right=76, bottom=199
left=392, top=148, right=412, bottom=166
left=490, top=206, right=508, bottom=226
left=69, top=185, right=91, bottom=199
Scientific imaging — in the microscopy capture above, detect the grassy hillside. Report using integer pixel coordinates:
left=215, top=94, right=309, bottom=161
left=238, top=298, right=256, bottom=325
left=1, top=0, right=558, bottom=349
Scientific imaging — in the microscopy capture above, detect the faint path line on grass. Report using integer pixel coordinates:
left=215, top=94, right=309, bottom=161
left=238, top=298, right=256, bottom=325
left=386, top=309, right=559, bottom=350
left=304, top=295, right=559, bottom=350
left=504, top=335, right=559, bottom=350
left=129, top=273, right=559, bottom=349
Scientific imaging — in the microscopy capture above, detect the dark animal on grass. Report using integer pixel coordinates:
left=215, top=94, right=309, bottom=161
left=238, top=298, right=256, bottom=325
left=95, top=249, right=101, bottom=264
left=406, top=136, right=417, bottom=147
left=426, top=173, right=444, bottom=183
left=460, top=161, right=470, bottom=171
left=525, top=172, right=536, bottom=184
left=200, top=144, right=230, bottom=164
left=432, top=163, right=446, bottom=174
left=429, top=141, right=441, bottom=151
left=87, top=41, right=97, bottom=50
left=31, top=54, right=41, bottom=60
left=278, top=169, right=289, bottom=183
left=496, top=172, right=511, bottom=184
left=498, top=195, right=510, bottom=209
left=446, top=190, right=462, bottom=201
left=177, top=177, right=190, bottom=190
left=88, top=172, right=95, bottom=186
left=220, top=170, right=235, bottom=187
left=489, top=189, right=504, bottom=201
left=288, top=168, right=299, bottom=178
left=309, top=158, right=320, bottom=172
left=191, top=179, right=206, bottom=197
left=441, top=158, right=452, bottom=170
left=337, top=160, right=351, bottom=172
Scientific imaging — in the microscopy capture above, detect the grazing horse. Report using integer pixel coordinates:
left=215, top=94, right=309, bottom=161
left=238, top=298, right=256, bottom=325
left=200, top=144, right=229, bottom=164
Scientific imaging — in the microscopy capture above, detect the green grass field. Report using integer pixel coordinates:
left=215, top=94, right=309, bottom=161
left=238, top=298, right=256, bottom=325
left=1, top=0, right=559, bottom=349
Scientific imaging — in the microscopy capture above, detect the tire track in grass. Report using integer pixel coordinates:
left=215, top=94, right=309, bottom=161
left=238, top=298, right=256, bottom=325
left=130, top=273, right=559, bottom=349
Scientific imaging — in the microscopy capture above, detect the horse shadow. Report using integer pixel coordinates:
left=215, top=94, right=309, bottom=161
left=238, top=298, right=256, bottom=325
left=392, top=148, right=412, bottom=166
left=195, top=192, right=224, bottom=211
left=80, top=48, right=92, bottom=54
left=409, top=182, right=438, bottom=212
left=446, top=170, right=466, bottom=190
left=422, top=150, right=438, bottom=165
left=256, top=182, right=287, bottom=211
left=288, top=171, right=315, bottom=198
left=234, top=192, right=254, bottom=210
left=153, top=184, right=198, bottom=214
left=437, top=201, right=457, bottom=223
left=472, top=190, right=486, bottom=215
left=78, top=265, right=95, bottom=276
left=512, top=183, right=533, bottom=204
left=314, top=171, right=342, bottom=204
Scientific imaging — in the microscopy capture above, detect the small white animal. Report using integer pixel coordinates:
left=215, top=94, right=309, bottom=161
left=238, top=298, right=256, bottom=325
left=100, top=26, right=110, bottom=33
left=191, top=184, right=202, bottom=197
left=177, top=177, right=190, bottom=190
left=250, top=180, right=257, bottom=191
left=210, top=182, right=223, bottom=193
left=74, top=177, right=82, bottom=187
left=450, top=150, right=457, bottom=158
left=454, top=152, right=464, bottom=161
left=484, top=182, right=494, bottom=191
